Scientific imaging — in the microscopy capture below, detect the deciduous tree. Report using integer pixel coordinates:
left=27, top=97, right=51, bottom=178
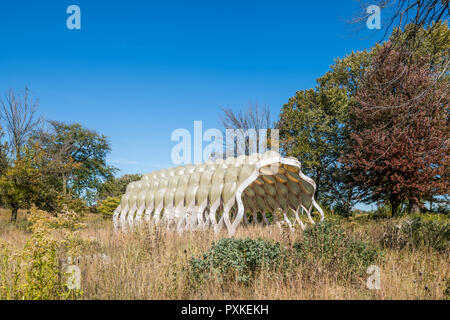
left=0, top=87, right=41, bottom=160
left=341, top=44, right=449, bottom=216
left=277, top=49, right=373, bottom=212
left=33, top=121, right=116, bottom=204
left=220, top=103, right=272, bottom=158
left=0, top=150, right=58, bottom=221
left=0, top=125, right=7, bottom=177
left=97, top=174, right=142, bottom=201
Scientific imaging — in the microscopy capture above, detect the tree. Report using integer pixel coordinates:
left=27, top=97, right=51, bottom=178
left=0, top=88, right=41, bottom=160
left=340, top=44, right=449, bottom=217
left=33, top=121, right=116, bottom=203
left=0, top=159, right=38, bottom=221
left=0, top=151, right=58, bottom=221
left=0, top=125, right=8, bottom=209
left=276, top=49, right=373, bottom=212
left=220, top=103, right=273, bottom=158
left=351, top=1, right=449, bottom=135
left=0, top=124, right=7, bottom=177
left=96, top=174, right=142, bottom=201
left=277, top=24, right=448, bottom=214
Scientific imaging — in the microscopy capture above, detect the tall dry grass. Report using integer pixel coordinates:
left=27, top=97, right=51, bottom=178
left=0, top=208, right=448, bottom=299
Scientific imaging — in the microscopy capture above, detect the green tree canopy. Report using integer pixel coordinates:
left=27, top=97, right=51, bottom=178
left=276, top=49, right=373, bottom=213
left=97, top=174, right=142, bottom=201
left=0, top=150, right=59, bottom=221
left=32, top=121, right=116, bottom=204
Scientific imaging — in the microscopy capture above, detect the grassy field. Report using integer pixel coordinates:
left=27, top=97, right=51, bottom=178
left=0, top=208, right=448, bottom=300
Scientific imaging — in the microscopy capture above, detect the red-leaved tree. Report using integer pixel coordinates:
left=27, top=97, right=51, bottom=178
left=341, top=44, right=449, bottom=216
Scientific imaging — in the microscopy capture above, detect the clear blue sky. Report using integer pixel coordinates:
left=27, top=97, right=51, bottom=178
left=0, top=1, right=379, bottom=178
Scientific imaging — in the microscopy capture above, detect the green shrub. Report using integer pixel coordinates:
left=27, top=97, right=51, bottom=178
left=293, top=221, right=380, bottom=280
left=412, top=212, right=449, bottom=222
left=363, top=204, right=391, bottom=220
left=435, top=204, right=449, bottom=215
left=97, top=196, right=120, bottom=218
left=190, top=238, right=287, bottom=286
left=0, top=207, right=90, bottom=300
left=333, top=202, right=352, bottom=218
left=382, top=216, right=449, bottom=252
left=56, top=195, right=88, bottom=214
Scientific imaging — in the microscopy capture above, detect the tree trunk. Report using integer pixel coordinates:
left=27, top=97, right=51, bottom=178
left=10, top=207, right=18, bottom=222
left=391, top=202, right=399, bottom=218
left=62, top=174, right=67, bottom=196
left=408, top=200, right=420, bottom=214
left=15, top=143, right=21, bottom=161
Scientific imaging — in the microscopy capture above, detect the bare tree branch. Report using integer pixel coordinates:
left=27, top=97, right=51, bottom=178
left=0, top=87, right=42, bottom=160
left=219, top=102, right=272, bottom=159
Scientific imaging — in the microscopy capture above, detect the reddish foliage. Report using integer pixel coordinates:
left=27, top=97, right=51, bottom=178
left=341, top=45, right=449, bottom=216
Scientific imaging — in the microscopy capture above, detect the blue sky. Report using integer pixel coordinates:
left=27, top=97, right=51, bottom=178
left=0, top=1, right=380, bottom=177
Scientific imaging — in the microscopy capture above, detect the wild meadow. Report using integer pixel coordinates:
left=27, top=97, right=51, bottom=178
left=0, top=208, right=448, bottom=300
